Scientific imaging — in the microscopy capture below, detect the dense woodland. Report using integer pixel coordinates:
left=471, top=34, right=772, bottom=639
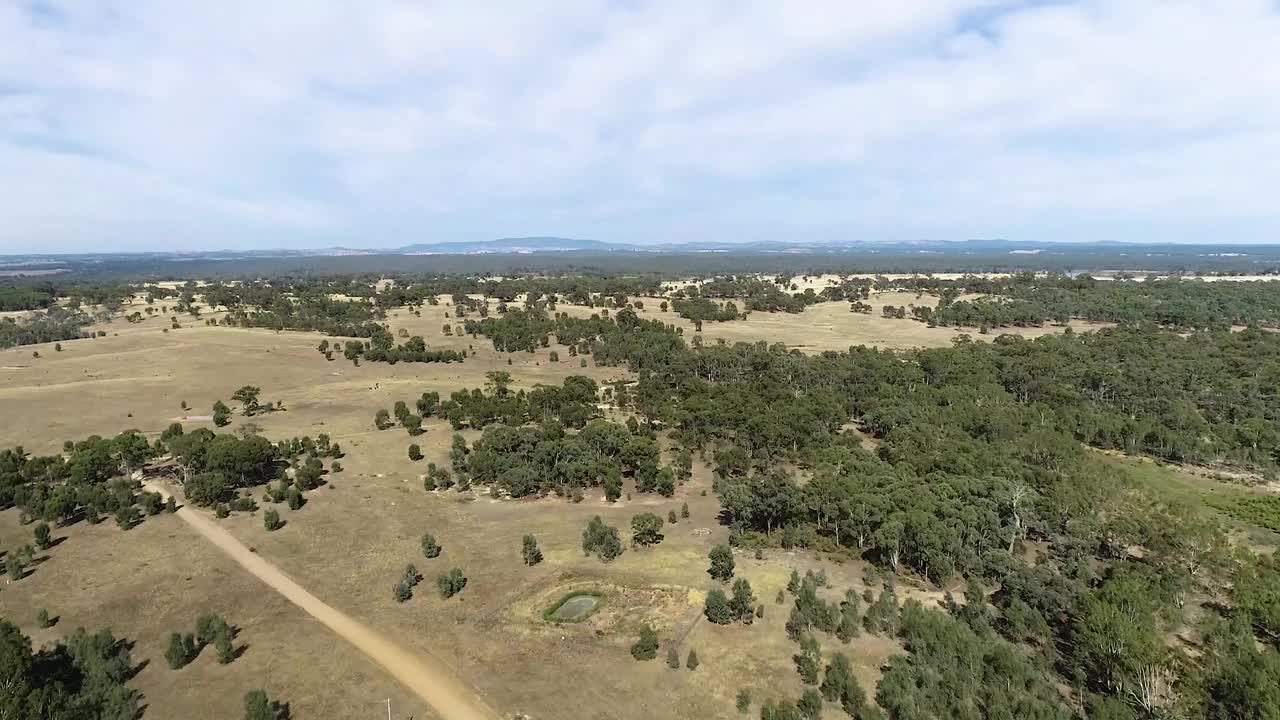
left=0, top=310, right=93, bottom=349
left=2, top=268, right=1280, bottom=718
left=461, top=302, right=1280, bottom=718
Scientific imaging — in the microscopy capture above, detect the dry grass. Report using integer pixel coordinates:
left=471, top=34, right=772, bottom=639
left=562, top=292, right=1104, bottom=353
left=0, top=508, right=430, bottom=720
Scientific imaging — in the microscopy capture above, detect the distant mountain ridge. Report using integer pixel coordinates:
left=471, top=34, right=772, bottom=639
left=4, top=237, right=1280, bottom=262
left=397, top=237, right=617, bottom=254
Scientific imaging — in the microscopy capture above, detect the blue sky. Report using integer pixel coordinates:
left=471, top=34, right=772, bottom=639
left=2, top=0, right=1278, bottom=253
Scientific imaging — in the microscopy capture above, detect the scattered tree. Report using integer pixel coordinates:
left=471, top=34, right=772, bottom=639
left=709, top=544, right=735, bottom=582
left=705, top=589, right=734, bottom=624
left=437, top=568, right=467, bottom=598
left=631, top=512, right=664, bottom=546
left=631, top=624, right=659, bottom=660
left=421, top=533, right=442, bottom=558
left=263, top=509, right=283, bottom=531
left=582, top=516, right=624, bottom=561
left=165, top=631, right=198, bottom=669
left=522, top=534, right=543, bottom=566
left=33, top=522, right=50, bottom=549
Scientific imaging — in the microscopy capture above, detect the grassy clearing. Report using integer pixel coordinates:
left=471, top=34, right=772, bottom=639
left=1097, top=452, right=1280, bottom=545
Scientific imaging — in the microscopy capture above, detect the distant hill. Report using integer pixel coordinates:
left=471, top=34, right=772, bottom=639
left=396, top=237, right=620, bottom=254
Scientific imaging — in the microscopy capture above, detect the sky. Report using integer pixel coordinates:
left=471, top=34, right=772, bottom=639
left=2, top=0, right=1279, bottom=253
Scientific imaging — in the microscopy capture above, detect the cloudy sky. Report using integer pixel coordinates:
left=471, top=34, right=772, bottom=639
left=2, top=1, right=1279, bottom=252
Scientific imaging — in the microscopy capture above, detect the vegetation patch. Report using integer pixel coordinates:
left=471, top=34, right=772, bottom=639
left=1208, top=494, right=1280, bottom=534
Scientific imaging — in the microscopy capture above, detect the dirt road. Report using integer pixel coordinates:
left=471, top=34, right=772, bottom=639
left=145, top=482, right=497, bottom=720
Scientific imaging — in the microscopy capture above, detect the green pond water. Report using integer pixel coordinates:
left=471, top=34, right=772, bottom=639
left=548, top=594, right=601, bottom=621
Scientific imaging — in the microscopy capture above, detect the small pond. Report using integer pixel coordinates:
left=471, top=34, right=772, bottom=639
left=545, top=592, right=604, bottom=622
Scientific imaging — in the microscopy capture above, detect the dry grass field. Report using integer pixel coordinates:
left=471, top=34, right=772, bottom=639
left=567, top=291, right=1103, bottom=353
left=0, top=289, right=1023, bottom=719
left=0, top=503, right=428, bottom=720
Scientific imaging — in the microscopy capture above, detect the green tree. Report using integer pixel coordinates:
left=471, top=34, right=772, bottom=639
left=374, top=408, right=392, bottom=430
left=708, top=544, right=735, bottom=582
left=631, top=512, right=664, bottom=546
left=730, top=578, right=756, bottom=622
left=437, top=568, right=467, bottom=598
left=582, top=516, right=624, bottom=561
left=115, top=504, right=141, bottom=530
left=32, top=522, right=50, bottom=549
left=232, top=386, right=261, bottom=415
left=196, top=613, right=230, bottom=646
left=243, top=689, right=287, bottom=720
left=631, top=624, right=659, bottom=660
left=837, top=590, right=861, bottom=642
left=681, top=501, right=690, bottom=518
left=215, top=629, right=235, bottom=664
left=165, top=631, right=197, bottom=669
left=736, top=689, right=751, bottom=714
left=522, top=534, right=543, bottom=566
left=5, top=553, right=24, bottom=581
left=393, top=580, right=412, bottom=602
left=187, top=471, right=231, bottom=506
left=408, top=443, right=423, bottom=461
left=139, top=491, right=163, bottom=515
left=263, top=509, right=283, bottom=531
left=604, top=471, right=622, bottom=502
left=36, top=608, right=52, bottom=628
left=284, top=485, right=302, bottom=510
left=401, top=413, right=423, bottom=436
left=213, top=400, right=231, bottom=427
left=705, top=589, right=734, bottom=624
left=686, top=648, right=700, bottom=670
left=795, top=634, right=821, bottom=684
left=421, top=533, right=442, bottom=558
left=797, top=689, right=823, bottom=720
left=820, top=653, right=862, bottom=712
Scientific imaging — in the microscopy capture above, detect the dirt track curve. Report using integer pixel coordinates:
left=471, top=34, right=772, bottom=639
left=145, top=482, right=497, bottom=720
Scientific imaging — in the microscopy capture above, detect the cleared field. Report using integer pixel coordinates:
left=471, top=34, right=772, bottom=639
left=569, top=291, right=1103, bottom=353
left=0, top=297, right=628, bottom=455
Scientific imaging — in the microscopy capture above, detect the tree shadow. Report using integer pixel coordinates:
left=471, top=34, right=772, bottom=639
left=48, top=535, right=68, bottom=549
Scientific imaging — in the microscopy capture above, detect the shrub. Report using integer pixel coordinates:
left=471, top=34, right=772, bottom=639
left=522, top=534, right=543, bottom=566
left=263, top=509, right=283, bottom=531
left=33, top=522, right=51, bottom=549
left=630, top=624, right=659, bottom=660
left=421, top=533, right=442, bottom=558
left=165, top=632, right=197, bottom=669
left=437, top=568, right=467, bottom=598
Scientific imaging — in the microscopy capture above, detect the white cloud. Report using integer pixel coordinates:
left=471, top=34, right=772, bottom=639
left=0, top=0, right=1278, bottom=251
